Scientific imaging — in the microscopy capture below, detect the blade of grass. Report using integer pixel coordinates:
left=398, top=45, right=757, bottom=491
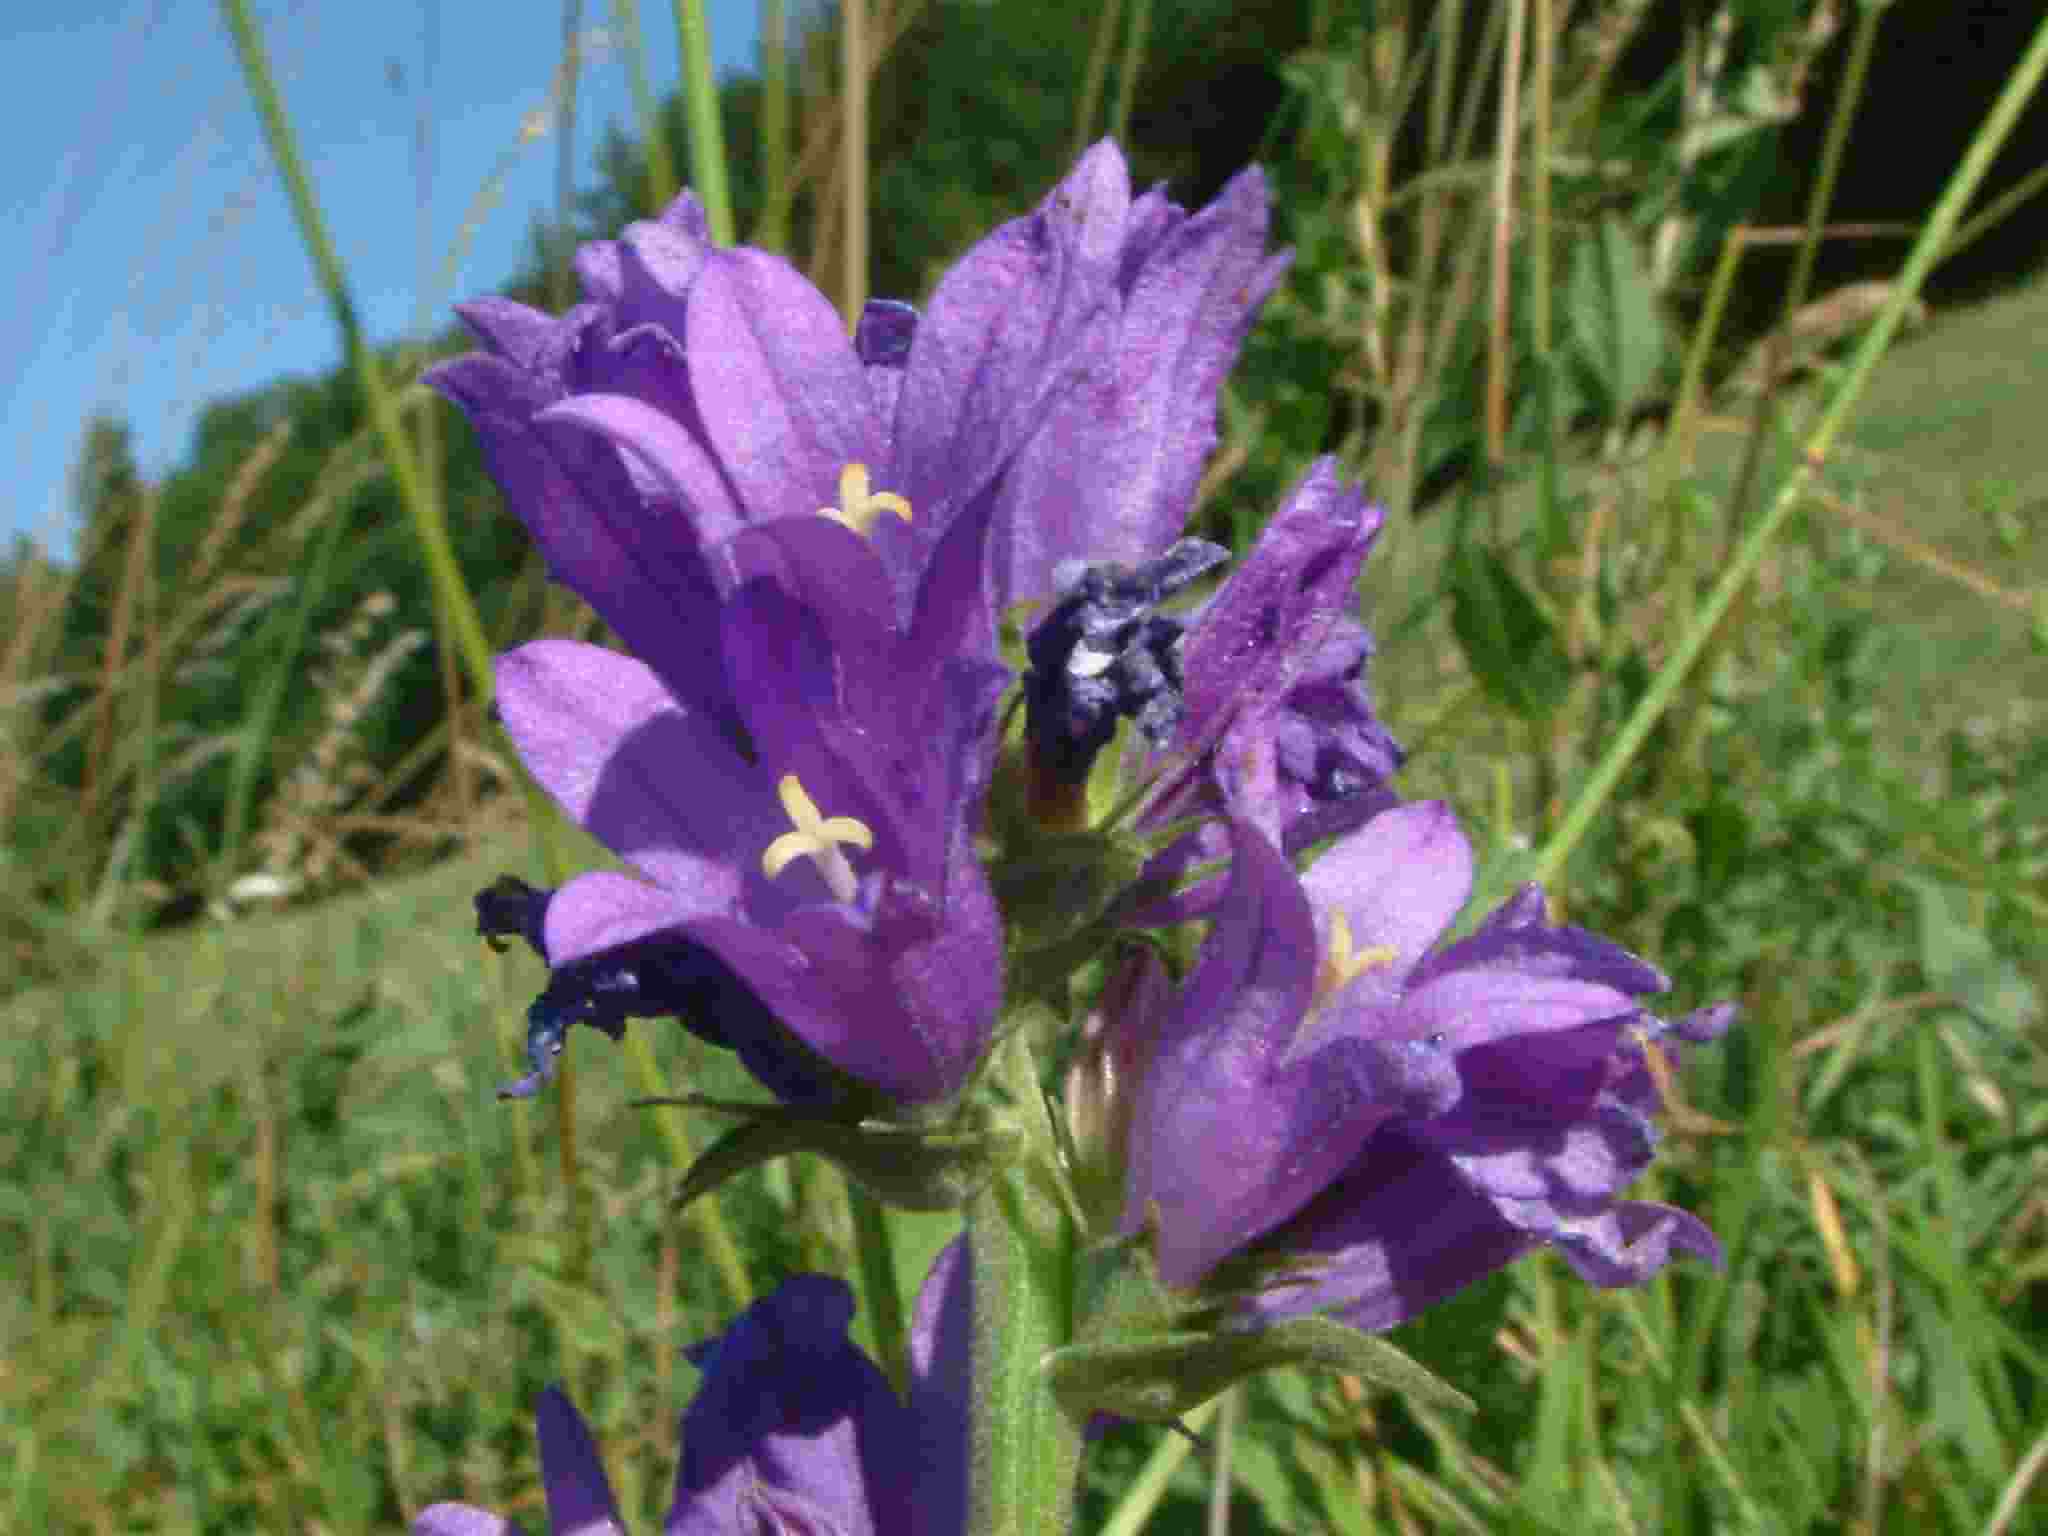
left=616, top=0, right=679, bottom=212
left=671, top=0, right=736, bottom=243
left=1528, top=10, right=2048, bottom=891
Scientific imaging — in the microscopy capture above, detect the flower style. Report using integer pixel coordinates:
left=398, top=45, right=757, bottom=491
left=1114, top=804, right=1731, bottom=1327
left=430, top=140, right=1290, bottom=1108
left=413, top=1267, right=970, bottom=1536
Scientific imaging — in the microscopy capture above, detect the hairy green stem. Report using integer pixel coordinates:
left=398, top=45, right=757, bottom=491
left=966, top=1034, right=1083, bottom=1536
left=1531, top=10, right=2048, bottom=889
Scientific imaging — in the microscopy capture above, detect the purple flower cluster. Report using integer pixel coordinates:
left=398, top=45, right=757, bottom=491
left=425, top=140, right=1729, bottom=1531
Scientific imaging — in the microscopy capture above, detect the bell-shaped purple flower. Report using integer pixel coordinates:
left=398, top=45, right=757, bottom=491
left=413, top=1267, right=971, bottom=1536
left=488, top=496, right=1008, bottom=1105
left=1117, top=805, right=1729, bottom=1324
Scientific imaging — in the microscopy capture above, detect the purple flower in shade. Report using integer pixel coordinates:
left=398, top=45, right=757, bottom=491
left=1115, top=804, right=1731, bottom=1328
left=413, top=1265, right=971, bottom=1536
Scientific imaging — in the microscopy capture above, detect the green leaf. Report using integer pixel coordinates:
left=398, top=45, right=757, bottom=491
left=1045, top=1314, right=1472, bottom=1423
left=1448, top=545, right=1573, bottom=720
left=1566, top=216, right=1669, bottom=421
left=1906, top=876, right=2040, bottom=1028
left=647, top=1100, right=1017, bottom=1213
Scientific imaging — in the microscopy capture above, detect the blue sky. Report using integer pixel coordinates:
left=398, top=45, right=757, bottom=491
left=3, top=0, right=760, bottom=559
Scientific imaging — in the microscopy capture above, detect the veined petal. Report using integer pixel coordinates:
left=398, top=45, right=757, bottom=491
left=1241, top=1128, right=1538, bottom=1334
left=1124, top=821, right=1391, bottom=1286
left=1391, top=967, right=1640, bottom=1052
left=685, top=247, right=884, bottom=523
left=495, top=640, right=778, bottom=899
left=1174, top=460, right=1382, bottom=758
left=1300, top=801, right=1473, bottom=1004
left=455, top=296, right=567, bottom=374
left=540, top=871, right=710, bottom=970
left=413, top=1506, right=522, bottom=1536
left=671, top=1276, right=920, bottom=1536
left=992, top=165, right=1291, bottom=609
left=537, top=390, right=747, bottom=551
left=890, top=142, right=1129, bottom=532
left=431, top=359, right=741, bottom=741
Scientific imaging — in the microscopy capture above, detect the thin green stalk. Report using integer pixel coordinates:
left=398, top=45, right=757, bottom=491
left=219, top=0, right=493, bottom=704
left=1719, top=0, right=1887, bottom=565
left=1942, top=157, right=2048, bottom=268
left=671, top=0, right=736, bottom=243
left=554, top=0, right=586, bottom=310
left=967, top=1034, right=1083, bottom=1536
left=840, top=0, right=869, bottom=328
left=1110, top=0, right=1154, bottom=148
left=625, top=1031, right=753, bottom=1311
left=756, top=0, right=791, bottom=250
left=1097, top=1397, right=1222, bottom=1536
left=1530, top=9, right=2048, bottom=888
left=846, top=1181, right=911, bottom=1394
left=1070, top=0, right=1127, bottom=160
left=615, top=0, right=679, bottom=212
left=1665, top=0, right=1887, bottom=802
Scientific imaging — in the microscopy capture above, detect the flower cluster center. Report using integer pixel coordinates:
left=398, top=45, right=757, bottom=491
left=818, top=462, right=912, bottom=537
left=761, top=774, right=873, bottom=903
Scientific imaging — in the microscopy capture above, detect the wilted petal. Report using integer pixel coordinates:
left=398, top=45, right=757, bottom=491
left=1174, top=460, right=1382, bottom=758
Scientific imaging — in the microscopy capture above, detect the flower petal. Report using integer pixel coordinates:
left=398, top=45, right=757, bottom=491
left=495, top=639, right=778, bottom=899
left=891, top=142, right=1129, bottom=534
left=412, top=1505, right=524, bottom=1536
left=1301, top=800, right=1474, bottom=996
left=1124, top=821, right=1394, bottom=1286
left=1174, top=460, right=1382, bottom=758
left=534, top=1385, right=628, bottom=1535
left=685, top=247, right=884, bottom=524
left=1243, top=1128, right=1537, bottom=1334
left=670, top=1276, right=919, bottom=1536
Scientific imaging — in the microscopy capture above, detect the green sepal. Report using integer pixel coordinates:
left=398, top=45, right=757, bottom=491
left=1043, top=1313, right=1473, bottom=1422
left=639, top=1098, right=1020, bottom=1212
